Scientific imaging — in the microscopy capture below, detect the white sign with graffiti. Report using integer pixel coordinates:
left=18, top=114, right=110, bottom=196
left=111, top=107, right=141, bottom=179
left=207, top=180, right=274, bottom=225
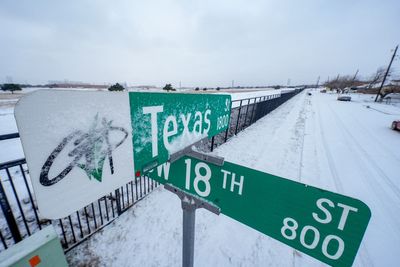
left=15, top=91, right=134, bottom=219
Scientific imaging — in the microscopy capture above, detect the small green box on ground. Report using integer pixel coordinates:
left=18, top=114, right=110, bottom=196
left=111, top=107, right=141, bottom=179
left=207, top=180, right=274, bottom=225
left=0, top=226, right=68, bottom=267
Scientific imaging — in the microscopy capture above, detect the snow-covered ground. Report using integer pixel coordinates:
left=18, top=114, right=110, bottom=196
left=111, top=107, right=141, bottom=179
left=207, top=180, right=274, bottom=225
left=228, top=89, right=281, bottom=101
left=1, top=89, right=399, bottom=266
left=0, top=107, right=23, bottom=162
left=64, top=90, right=400, bottom=266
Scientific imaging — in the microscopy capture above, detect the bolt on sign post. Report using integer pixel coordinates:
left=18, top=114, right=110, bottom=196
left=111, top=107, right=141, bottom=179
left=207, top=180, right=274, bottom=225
left=15, top=90, right=231, bottom=219
left=148, top=156, right=371, bottom=267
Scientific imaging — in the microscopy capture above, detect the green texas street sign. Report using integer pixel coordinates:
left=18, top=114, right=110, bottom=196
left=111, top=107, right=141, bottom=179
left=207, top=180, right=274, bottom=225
left=148, top=156, right=371, bottom=267
left=129, top=92, right=231, bottom=175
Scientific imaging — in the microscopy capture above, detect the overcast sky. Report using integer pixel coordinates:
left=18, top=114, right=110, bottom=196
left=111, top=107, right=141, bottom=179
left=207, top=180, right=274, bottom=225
left=0, top=0, right=399, bottom=87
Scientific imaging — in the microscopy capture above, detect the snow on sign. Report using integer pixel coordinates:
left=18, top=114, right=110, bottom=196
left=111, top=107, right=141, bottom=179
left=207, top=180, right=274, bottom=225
left=149, top=156, right=371, bottom=267
left=14, top=90, right=231, bottom=219
left=129, top=92, right=231, bottom=175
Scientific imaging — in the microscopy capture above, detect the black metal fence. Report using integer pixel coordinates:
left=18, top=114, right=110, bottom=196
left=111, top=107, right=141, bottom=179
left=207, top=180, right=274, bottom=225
left=209, top=89, right=302, bottom=151
left=0, top=88, right=303, bottom=252
left=0, top=154, right=158, bottom=252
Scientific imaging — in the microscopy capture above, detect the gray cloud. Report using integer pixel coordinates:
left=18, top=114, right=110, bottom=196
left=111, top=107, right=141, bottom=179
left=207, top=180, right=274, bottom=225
left=1, top=0, right=399, bottom=87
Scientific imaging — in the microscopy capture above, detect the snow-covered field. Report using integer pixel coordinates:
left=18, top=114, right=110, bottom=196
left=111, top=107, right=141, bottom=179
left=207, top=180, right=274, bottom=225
left=0, top=107, right=23, bottom=162
left=64, top=91, right=400, bottom=266
left=1, top=89, right=400, bottom=266
left=0, top=87, right=285, bottom=166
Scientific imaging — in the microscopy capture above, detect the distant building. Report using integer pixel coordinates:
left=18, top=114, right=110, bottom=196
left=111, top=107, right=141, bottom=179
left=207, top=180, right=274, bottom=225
left=47, top=81, right=108, bottom=89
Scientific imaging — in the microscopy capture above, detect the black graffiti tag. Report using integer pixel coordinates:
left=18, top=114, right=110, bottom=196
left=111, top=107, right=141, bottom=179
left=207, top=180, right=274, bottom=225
left=40, top=116, right=128, bottom=186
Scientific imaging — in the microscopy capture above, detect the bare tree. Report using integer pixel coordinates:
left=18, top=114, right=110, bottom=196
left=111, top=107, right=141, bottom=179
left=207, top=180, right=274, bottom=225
left=324, top=75, right=357, bottom=93
left=367, top=67, right=388, bottom=89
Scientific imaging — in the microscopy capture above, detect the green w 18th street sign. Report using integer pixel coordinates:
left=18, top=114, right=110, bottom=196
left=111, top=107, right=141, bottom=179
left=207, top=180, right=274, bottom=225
left=129, top=92, right=231, bottom=175
left=148, top=157, right=371, bottom=267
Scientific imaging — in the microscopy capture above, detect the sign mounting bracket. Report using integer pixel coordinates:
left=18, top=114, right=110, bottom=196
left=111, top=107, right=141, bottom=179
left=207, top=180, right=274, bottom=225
left=169, top=138, right=224, bottom=166
left=164, top=183, right=221, bottom=215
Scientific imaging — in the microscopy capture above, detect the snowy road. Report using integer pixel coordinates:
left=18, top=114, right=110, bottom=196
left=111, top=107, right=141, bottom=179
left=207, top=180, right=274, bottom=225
left=309, top=93, right=400, bottom=267
left=67, top=91, right=400, bottom=266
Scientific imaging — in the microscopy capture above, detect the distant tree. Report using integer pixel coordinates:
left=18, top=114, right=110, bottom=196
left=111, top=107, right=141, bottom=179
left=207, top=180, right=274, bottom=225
left=324, top=75, right=359, bottom=93
left=366, top=67, right=385, bottom=90
left=108, top=83, right=125, bottom=91
left=380, top=84, right=400, bottom=99
left=216, top=87, right=220, bottom=91
left=203, top=88, right=207, bottom=91
left=1, top=84, right=21, bottom=94
left=195, top=87, right=200, bottom=91
left=163, top=84, right=175, bottom=92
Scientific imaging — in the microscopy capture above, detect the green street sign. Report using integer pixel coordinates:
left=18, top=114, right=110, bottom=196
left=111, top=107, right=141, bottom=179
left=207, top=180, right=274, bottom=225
left=148, top=156, right=371, bottom=267
left=129, top=92, right=231, bottom=175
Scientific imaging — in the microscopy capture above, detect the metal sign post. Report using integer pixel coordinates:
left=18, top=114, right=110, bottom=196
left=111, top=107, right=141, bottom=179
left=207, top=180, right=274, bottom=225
left=182, top=199, right=195, bottom=267
left=166, top=148, right=223, bottom=267
left=165, top=184, right=220, bottom=267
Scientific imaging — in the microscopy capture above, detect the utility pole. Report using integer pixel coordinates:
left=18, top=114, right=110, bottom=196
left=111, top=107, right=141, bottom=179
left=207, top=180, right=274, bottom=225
left=375, top=45, right=398, bottom=102
left=352, top=69, right=359, bottom=81
left=350, top=69, right=359, bottom=90
left=316, top=76, right=320, bottom=89
left=231, top=80, right=234, bottom=88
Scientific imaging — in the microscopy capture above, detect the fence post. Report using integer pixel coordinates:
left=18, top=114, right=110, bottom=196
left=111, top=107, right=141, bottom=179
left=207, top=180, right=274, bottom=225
left=115, top=189, right=122, bottom=216
left=249, top=97, right=257, bottom=124
left=243, top=99, right=251, bottom=129
left=224, top=127, right=229, bottom=142
left=234, top=100, right=243, bottom=135
left=0, top=178, right=22, bottom=243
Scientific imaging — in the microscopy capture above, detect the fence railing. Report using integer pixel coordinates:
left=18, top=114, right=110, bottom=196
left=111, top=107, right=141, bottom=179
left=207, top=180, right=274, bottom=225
left=0, top=154, right=158, bottom=252
left=209, top=90, right=301, bottom=151
left=0, top=88, right=303, bottom=252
